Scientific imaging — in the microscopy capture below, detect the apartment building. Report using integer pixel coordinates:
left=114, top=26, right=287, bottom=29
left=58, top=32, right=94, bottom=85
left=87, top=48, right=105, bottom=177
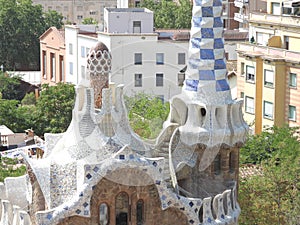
left=40, top=27, right=66, bottom=85
left=234, top=0, right=267, bottom=30
left=236, top=0, right=300, bottom=134
left=64, top=8, right=188, bottom=101
left=32, top=0, right=117, bottom=25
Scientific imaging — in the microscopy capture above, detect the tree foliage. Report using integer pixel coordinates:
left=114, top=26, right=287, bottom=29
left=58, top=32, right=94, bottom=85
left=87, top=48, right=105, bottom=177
left=0, top=72, right=23, bottom=100
left=125, top=93, right=170, bottom=139
left=0, top=75, right=75, bottom=136
left=82, top=17, right=98, bottom=25
left=140, top=0, right=192, bottom=29
left=33, top=83, right=75, bottom=135
left=239, top=126, right=300, bottom=224
left=0, top=0, right=63, bottom=70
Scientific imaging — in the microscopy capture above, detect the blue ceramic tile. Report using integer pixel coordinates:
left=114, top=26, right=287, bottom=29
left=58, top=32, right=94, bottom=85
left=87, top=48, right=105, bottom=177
left=200, top=49, right=214, bottom=60
left=199, top=70, right=215, bottom=80
left=185, top=79, right=199, bottom=91
left=216, top=79, right=230, bottom=91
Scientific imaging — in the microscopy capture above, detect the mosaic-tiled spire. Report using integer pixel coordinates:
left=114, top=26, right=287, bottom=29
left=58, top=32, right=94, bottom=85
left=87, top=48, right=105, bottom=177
left=183, top=0, right=232, bottom=104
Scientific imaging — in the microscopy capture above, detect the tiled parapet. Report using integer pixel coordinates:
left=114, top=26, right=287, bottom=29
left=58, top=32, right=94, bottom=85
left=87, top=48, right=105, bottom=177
left=19, top=210, right=31, bottom=225
left=0, top=200, right=13, bottom=225
left=4, top=175, right=32, bottom=210
left=12, top=205, right=20, bottom=225
left=199, top=187, right=240, bottom=225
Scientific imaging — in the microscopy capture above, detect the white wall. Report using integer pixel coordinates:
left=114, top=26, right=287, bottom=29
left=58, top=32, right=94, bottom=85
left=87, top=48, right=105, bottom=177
left=98, top=33, right=188, bottom=101
left=77, top=35, right=98, bottom=82
left=65, top=26, right=80, bottom=84
left=105, top=8, right=153, bottom=34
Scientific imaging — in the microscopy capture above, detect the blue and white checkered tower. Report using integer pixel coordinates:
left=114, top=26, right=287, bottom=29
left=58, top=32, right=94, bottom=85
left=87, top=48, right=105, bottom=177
left=183, top=0, right=232, bottom=105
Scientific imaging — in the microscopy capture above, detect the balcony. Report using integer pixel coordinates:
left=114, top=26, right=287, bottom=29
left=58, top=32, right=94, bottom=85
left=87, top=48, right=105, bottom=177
left=234, top=0, right=249, bottom=8
left=249, top=12, right=300, bottom=27
left=237, top=42, right=300, bottom=63
left=234, top=13, right=249, bottom=23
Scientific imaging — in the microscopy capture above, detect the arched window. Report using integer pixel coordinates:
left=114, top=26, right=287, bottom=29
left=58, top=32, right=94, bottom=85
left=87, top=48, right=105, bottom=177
left=136, top=199, right=144, bottom=225
left=99, top=203, right=109, bottom=225
left=116, top=192, right=129, bottom=225
left=214, top=153, right=221, bottom=175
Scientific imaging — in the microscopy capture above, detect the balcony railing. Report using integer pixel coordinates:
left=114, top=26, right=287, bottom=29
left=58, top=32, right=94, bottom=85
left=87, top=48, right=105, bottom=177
left=234, top=0, right=249, bottom=8
left=249, top=12, right=300, bottom=27
left=237, top=42, right=300, bottom=63
left=234, top=13, right=249, bottom=23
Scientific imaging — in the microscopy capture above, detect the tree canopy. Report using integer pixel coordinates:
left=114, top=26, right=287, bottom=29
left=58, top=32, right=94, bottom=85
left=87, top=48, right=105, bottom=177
left=0, top=0, right=63, bottom=71
left=0, top=78, right=75, bottom=135
left=239, top=126, right=300, bottom=224
left=33, top=83, right=75, bottom=135
left=140, top=0, right=192, bottom=29
left=0, top=72, right=23, bottom=100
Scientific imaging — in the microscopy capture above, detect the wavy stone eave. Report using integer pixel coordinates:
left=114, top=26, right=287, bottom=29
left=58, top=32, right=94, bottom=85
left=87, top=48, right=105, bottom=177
left=164, top=95, right=249, bottom=148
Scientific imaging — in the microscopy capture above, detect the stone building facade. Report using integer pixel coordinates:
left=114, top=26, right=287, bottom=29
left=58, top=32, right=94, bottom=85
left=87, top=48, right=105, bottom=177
left=0, top=0, right=248, bottom=225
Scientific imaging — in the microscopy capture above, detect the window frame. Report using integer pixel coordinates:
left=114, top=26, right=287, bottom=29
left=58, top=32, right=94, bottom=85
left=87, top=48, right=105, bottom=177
left=289, top=105, right=296, bottom=121
left=50, top=52, right=56, bottom=81
left=81, top=46, right=85, bottom=58
left=69, top=62, right=73, bottom=75
left=156, top=73, right=164, bottom=87
left=245, top=96, right=254, bottom=114
left=69, top=43, right=73, bottom=55
left=134, top=53, right=142, bottom=65
left=264, top=69, right=274, bottom=87
left=134, top=73, right=142, bottom=87
left=289, top=73, right=297, bottom=88
left=42, top=50, right=47, bottom=78
left=241, top=62, right=245, bottom=76
left=246, top=65, right=255, bottom=83
left=156, top=53, right=164, bottom=65
left=263, top=101, right=273, bottom=120
left=99, top=203, right=109, bottom=225
left=178, top=53, right=185, bottom=65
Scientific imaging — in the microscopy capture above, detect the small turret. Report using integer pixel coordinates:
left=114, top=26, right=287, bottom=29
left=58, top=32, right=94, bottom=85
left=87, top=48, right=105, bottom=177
left=87, top=42, right=112, bottom=109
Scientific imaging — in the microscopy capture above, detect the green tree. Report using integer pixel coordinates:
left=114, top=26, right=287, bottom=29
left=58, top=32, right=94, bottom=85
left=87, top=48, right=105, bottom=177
left=0, top=72, right=23, bottom=100
left=239, top=126, right=300, bottom=225
left=0, top=0, right=63, bottom=70
left=0, top=99, right=35, bottom=132
left=44, top=10, right=64, bottom=29
left=140, top=0, right=192, bottom=29
left=33, top=83, right=75, bottom=135
left=82, top=17, right=98, bottom=25
left=125, top=93, right=170, bottom=139
left=21, top=92, right=37, bottom=105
